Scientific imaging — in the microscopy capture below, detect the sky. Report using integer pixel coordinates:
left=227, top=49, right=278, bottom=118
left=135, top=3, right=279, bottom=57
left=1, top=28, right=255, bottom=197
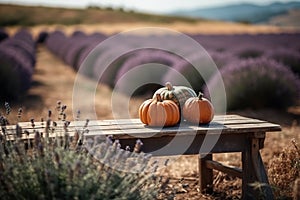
left=0, top=0, right=297, bottom=13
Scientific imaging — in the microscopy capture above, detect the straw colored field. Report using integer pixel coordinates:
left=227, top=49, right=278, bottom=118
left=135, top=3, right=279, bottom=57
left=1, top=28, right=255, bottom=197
left=6, top=20, right=299, bottom=38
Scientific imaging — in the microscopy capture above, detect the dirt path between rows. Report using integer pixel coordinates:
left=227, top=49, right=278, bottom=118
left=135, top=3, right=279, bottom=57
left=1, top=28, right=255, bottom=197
left=10, top=45, right=143, bottom=122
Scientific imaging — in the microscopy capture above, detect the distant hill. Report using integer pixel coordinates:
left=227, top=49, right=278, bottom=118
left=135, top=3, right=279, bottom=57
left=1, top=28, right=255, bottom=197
left=269, top=9, right=300, bottom=27
left=171, top=1, right=300, bottom=24
left=0, top=4, right=199, bottom=26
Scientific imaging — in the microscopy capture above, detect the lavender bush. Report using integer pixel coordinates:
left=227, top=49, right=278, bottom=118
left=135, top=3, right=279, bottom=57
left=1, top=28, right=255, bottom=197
left=208, top=50, right=237, bottom=69
left=206, top=57, right=300, bottom=110
left=0, top=47, right=33, bottom=93
left=0, top=50, right=22, bottom=100
left=45, top=30, right=67, bottom=55
left=74, top=34, right=107, bottom=75
left=61, top=32, right=87, bottom=66
left=0, top=105, right=168, bottom=200
left=36, top=31, right=49, bottom=44
left=64, top=38, right=89, bottom=68
left=74, top=33, right=107, bottom=69
left=13, top=29, right=35, bottom=48
left=1, top=38, right=36, bottom=66
left=190, top=33, right=300, bottom=57
left=66, top=34, right=106, bottom=71
left=266, top=48, right=300, bottom=76
left=58, top=32, right=88, bottom=62
left=163, top=51, right=217, bottom=93
left=0, top=29, right=8, bottom=42
left=232, top=44, right=264, bottom=59
left=113, top=49, right=180, bottom=95
left=92, top=46, right=134, bottom=87
left=0, top=29, right=36, bottom=100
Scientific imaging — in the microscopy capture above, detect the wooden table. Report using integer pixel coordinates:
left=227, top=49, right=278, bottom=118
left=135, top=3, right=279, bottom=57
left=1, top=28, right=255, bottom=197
left=3, top=114, right=281, bottom=199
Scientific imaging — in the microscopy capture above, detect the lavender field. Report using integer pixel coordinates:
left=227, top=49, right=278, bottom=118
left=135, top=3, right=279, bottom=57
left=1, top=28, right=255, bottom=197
left=0, top=27, right=300, bottom=199
left=1, top=29, right=299, bottom=111
left=42, top=30, right=300, bottom=111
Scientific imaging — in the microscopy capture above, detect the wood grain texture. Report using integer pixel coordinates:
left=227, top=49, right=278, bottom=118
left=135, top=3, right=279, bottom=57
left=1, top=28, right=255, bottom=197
left=1, top=115, right=281, bottom=140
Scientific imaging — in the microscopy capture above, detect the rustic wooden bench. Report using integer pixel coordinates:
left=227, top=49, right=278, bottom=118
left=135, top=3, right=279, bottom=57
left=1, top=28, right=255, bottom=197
left=3, top=114, right=281, bottom=199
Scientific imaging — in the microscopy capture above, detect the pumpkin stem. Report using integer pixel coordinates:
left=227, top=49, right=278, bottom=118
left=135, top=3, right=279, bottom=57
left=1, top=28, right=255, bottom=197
left=156, top=93, right=162, bottom=102
left=198, top=92, right=204, bottom=100
left=165, top=82, right=173, bottom=91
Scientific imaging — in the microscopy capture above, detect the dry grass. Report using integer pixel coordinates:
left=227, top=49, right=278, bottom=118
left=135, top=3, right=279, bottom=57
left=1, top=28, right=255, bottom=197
left=268, top=139, right=300, bottom=197
left=0, top=4, right=197, bottom=26
left=2, top=3, right=299, bottom=36
left=5, top=20, right=299, bottom=38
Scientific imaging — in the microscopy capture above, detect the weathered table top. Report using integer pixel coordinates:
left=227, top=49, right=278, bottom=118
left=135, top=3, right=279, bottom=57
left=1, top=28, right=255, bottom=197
left=3, top=114, right=281, bottom=139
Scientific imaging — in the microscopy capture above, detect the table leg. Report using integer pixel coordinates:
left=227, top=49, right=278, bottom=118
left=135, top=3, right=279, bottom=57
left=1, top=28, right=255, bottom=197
left=242, top=137, right=274, bottom=200
left=199, top=153, right=213, bottom=193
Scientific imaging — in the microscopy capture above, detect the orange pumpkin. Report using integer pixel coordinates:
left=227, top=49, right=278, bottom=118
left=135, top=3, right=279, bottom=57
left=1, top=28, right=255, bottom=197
left=183, top=92, right=214, bottom=124
left=139, top=94, right=180, bottom=127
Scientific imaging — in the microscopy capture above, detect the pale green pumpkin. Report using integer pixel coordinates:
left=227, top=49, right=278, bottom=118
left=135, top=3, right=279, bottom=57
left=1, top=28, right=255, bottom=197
left=153, top=82, right=197, bottom=111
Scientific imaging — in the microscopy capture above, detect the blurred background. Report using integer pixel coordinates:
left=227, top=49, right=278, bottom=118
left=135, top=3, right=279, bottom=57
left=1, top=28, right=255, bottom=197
left=0, top=0, right=299, bottom=199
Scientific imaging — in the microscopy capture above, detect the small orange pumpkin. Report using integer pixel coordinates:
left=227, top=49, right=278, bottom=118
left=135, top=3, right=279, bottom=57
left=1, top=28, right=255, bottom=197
left=139, top=94, right=180, bottom=127
left=183, top=92, right=214, bottom=124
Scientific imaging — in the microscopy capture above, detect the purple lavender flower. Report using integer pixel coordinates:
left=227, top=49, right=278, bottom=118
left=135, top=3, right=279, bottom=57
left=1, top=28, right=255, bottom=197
left=113, top=49, right=181, bottom=95
left=0, top=47, right=33, bottom=99
left=1, top=38, right=36, bottom=66
left=208, top=50, right=238, bottom=69
left=0, top=29, right=8, bottom=42
left=13, top=29, right=35, bottom=47
left=162, top=51, right=217, bottom=93
left=36, top=31, right=48, bottom=44
left=266, top=48, right=300, bottom=76
left=45, top=30, right=67, bottom=54
left=205, top=57, right=300, bottom=110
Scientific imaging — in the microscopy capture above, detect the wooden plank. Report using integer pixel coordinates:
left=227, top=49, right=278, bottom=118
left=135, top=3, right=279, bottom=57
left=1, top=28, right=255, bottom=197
left=205, top=160, right=242, bottom=178
left=8, top=114, right=264, bottom=130
left=5, top=118, right=281, bottom=133
left=223, top=123, right=281, bottom=132
left=1, top=115, right=281, bottom=141
left=213, top=114, right=251, bottom=120
left=3, top=116, right=269, bottom=128
left=6, top=119, right=263, bottom=132
left=82, top=123, right=280, bottom=138
left=1, top=123, right=280, bottom=142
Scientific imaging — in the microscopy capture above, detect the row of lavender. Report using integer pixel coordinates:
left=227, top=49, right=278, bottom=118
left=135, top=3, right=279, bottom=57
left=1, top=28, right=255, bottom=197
left=44, top=30, right=300, bottom=110
left=193, top=34, right=300, bottom=110
left=0, top=29, right=37, bottom=100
